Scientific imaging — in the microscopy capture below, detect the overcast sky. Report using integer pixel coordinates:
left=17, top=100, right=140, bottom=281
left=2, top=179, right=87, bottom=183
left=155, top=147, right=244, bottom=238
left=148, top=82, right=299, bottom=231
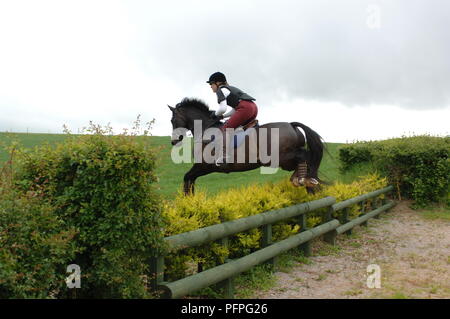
left=0, top=0, right=449, bottom=142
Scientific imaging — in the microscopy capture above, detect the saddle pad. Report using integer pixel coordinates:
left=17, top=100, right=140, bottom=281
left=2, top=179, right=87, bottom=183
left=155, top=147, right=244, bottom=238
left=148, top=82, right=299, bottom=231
left=233, top=128, right=256, bottom=148
left=208, top=124, right=259, bottom=148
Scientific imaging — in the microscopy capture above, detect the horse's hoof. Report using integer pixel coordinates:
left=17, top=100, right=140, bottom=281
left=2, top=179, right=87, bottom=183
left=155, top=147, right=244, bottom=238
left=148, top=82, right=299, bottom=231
left=294, top=177, right=319, bottom=188
left=290, top=177, right=300, bottom=187
left=304, top=178, right=319, bottom=188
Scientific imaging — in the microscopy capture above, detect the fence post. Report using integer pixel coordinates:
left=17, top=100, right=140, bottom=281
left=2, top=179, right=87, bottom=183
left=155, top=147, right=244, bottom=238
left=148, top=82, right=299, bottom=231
left=215, top=237, right=234, bottom=298
left=360, top=200, right=368, bottom=227
left=382, top=196, right=391, bottom=213
left=150, top=255, right=165, bottom=292
left=298, top=214, right=312, bottom=256
left=262, top=224, right=277, bottom=268
left=374, top=197, right=381, bottom=219
left=323, top=206, right=337, bottom=245
left=340, top=207, right=352, bottom=236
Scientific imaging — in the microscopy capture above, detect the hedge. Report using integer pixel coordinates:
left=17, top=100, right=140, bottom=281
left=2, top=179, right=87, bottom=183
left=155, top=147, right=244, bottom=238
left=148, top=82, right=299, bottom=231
left=1, top=123, right=165, bottom=298
left=0, top=163, right=78, bottom=298
left=338, top=135, right=449, bottom=206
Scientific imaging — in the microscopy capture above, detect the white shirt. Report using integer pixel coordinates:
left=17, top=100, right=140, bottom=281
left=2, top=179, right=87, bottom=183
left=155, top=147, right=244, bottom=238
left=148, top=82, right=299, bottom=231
left=214, top=87, right=236, bottom=118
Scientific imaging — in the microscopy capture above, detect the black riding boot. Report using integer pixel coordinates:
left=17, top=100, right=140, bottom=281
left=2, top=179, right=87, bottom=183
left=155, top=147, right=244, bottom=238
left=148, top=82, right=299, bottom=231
left=215, top=129, right=232, bottom=167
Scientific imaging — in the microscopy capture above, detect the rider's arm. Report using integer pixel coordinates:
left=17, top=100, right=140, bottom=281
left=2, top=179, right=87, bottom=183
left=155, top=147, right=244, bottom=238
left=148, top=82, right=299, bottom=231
left=222, top=108, right=235, bottom=118
left=215, top=87, right=232, bottom=117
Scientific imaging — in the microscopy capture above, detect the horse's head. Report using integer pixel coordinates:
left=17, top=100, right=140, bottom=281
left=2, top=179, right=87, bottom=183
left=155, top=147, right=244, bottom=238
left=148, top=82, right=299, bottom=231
left=168, top=98, right=220, bottom=145
left=168, top=103, right=189, bottom=146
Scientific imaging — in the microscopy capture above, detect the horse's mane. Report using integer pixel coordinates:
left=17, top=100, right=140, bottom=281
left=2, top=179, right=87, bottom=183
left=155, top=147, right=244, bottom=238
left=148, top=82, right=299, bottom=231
left=176, top=97, right=211, bottom=114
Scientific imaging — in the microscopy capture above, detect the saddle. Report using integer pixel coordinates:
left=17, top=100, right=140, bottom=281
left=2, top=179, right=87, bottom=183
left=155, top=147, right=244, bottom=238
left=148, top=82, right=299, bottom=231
left=242, top=119, right=258, bottom=131
left=203, top=119, right=259, bottom=146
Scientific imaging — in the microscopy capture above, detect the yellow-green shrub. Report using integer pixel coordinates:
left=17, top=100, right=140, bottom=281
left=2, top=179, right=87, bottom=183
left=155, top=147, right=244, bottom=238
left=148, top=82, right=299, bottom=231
left=325, top=173, right=388, bottom=219
left=162, top=173, right=388, bottom=279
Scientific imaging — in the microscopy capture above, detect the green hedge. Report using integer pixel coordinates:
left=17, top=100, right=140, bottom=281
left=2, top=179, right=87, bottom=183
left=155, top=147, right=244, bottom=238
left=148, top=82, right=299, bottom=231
left=338, top=136, right=450, bottom=206
left=0, top=168, right=78, bottom=298
left=1, top=124, right=166, bottom=298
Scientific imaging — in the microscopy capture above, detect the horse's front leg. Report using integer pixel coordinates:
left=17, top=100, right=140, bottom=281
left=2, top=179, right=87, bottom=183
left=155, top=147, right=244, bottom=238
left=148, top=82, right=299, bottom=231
left=183, top=164, right=216, bottom=195
left=183, top=178, right=194, bottom=195
left=183, top=171, right=195, bottom=195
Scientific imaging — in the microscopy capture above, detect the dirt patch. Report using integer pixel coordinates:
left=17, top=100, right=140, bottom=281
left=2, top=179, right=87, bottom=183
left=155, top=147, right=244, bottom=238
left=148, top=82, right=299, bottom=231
left=256, top=201, right=450, bottom=299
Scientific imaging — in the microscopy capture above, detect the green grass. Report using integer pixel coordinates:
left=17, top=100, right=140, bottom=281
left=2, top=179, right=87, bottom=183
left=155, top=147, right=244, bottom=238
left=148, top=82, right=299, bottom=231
left=314, top=242, right=342, bottom=257
left=344, top=289, right=363, bottom=296
left=389, top=292, right=411, bottom=299
left=233, top=263, right=277, bottom=298
left=185, top=262, right=278, bottom=299
left=417, top=204, right=450, bottom=221
left=1, top=132, right=364, bottom=200
left=233, top=250, right=311, bottom=298
left=0, top=132, right=70, bottom=163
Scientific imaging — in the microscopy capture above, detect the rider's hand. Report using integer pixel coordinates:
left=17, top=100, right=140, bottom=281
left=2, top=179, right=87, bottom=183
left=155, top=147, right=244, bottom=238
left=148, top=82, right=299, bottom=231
left=210, top=113, right=223, bottom=120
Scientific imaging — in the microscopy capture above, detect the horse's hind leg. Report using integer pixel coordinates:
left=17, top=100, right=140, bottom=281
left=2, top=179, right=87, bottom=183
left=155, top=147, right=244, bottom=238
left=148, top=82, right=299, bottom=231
left=290, top=162, right=310, bottom=187
left=289, top=150, right=320, bottom=192
left=289, top=149, right=307, bottom=188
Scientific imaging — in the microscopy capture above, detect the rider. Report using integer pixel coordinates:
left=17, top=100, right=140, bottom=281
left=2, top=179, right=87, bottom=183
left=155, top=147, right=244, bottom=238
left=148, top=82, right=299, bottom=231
left=207, top=72, right=258, bottom=166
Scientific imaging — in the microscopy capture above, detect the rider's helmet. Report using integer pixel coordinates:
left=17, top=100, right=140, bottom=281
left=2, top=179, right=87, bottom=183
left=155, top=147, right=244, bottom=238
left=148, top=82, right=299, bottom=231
left=206, top=72, right=227, bottom=84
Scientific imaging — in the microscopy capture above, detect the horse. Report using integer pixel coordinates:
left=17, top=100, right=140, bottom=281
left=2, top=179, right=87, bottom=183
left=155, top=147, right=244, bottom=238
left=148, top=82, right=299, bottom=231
left=168, top=98, right=325, bottom=195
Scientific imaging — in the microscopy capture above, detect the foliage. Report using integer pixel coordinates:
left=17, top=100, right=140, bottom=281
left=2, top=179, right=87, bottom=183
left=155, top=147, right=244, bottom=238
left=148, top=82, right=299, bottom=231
left=0, top=153, right=78, bottom=298
left=1, top=119, right=165, bottom=298
left=338, top=136, right=449, bottom=206
left=161, top=173, right=388, bottom=280
left=0, top=119, right=391, bottom=298
left=1, top=135, right=347, bottom=200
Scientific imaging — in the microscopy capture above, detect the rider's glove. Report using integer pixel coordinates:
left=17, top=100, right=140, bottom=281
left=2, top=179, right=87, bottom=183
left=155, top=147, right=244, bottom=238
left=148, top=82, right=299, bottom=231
left=210, top=113, right=223, bottom=120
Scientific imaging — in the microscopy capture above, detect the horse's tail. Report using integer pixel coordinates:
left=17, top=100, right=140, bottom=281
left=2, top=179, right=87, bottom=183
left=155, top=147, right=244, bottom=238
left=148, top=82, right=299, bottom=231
left=290, top=122, right=324, bottom=181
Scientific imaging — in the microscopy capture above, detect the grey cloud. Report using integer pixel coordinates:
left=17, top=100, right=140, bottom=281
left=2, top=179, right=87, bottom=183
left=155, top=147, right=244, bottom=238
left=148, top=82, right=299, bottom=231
left=129, top=0, right=450, bottom=110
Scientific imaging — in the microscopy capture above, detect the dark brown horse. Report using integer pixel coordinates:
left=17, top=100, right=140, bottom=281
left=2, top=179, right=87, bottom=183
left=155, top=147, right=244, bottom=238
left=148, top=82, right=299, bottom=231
left=168, top=98, right=324, bottom=194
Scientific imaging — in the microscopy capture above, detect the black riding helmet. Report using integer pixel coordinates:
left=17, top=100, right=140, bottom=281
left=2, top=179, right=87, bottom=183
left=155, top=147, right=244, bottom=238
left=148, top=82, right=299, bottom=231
left=206, top=72, right=226, bottom=84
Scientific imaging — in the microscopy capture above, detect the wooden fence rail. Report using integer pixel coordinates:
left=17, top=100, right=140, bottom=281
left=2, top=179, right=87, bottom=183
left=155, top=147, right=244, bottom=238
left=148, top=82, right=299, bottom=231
left=151, top=185, right=394, bottom=298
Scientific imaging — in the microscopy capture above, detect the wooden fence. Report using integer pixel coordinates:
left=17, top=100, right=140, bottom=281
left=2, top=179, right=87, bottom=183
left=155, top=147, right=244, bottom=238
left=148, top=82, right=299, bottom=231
left=150, top=186, right=395, bottom=298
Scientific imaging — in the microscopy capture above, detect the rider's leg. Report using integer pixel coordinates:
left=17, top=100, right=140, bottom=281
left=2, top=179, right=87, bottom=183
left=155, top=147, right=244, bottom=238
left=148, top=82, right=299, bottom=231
left=222, top=101, right=257, bottom=128
left=216, top=101, right=258, bottom=166
left=215, top=127, right=233, bottom=165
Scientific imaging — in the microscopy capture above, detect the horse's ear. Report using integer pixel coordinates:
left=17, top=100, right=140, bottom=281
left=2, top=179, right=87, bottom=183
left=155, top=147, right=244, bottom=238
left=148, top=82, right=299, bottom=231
left=167, top=105, right=175, bottom=112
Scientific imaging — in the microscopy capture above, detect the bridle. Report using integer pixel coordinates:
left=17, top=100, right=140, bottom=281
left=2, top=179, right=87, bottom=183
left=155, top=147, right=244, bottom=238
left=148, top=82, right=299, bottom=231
left=174, top=107, right=221, bottom=133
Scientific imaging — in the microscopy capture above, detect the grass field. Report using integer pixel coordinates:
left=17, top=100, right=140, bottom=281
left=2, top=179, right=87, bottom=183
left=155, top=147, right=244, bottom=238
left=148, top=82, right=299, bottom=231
left=0, top=132, right=370, bottom=199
